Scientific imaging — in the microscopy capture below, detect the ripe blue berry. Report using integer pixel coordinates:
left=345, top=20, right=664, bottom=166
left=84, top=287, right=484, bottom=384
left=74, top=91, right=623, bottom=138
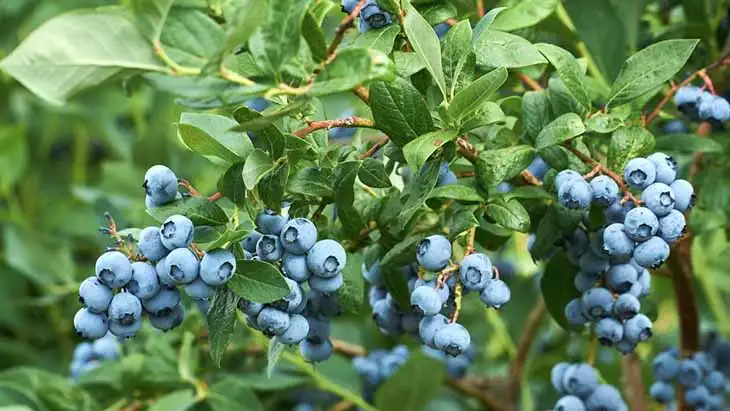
left=78, top=276, right=113, bottom=313
left=306, top=239, right=347, bottom=278
left=360, top=1, right=392, bottom=29
left=685, top=384, right=710, bottom=408
left=256, top=209, right=289, bottom=235
left=238, top=299, right=263, bottom=317
left=137, top=226, right=169, bottom=261
left=74, top=308, right=109, bottom=339
left=595, top=318, right=624, bottom=345
left=272, top=278, right=304, bottom=312
left=698, top=92, right=716, bottom=120
left=606, top=264, right=638, bottom=294
left=283, top=253, right=312, bottom=283
left=163, top=247, right=200, bottom=284
left=419, top=313, right=449, bottom=347
left=641, top=183, right=676, bottom=217
left=199, top=248, right=236, bottom=286
left=574, top=271, right=597, bottom=293
left=109, top=317, right=141, bottom=339
left=623, top=313, right=653, bottom=344
left=590, top=176, right=620, bottom=206
left=653, top=351, right=680, bottom=381
left=624, top=158, right=656, bottom=189
left=434, top=323, right=471, bottom=356
left=646, top=152, right=677, bottom=185
left=633, top=236, right=670, bottom=269
left=183, top=277, right=216, bottom=300
left=658, top=209, right=686, bottom=243
left=527, top=156, right=549, bottom=180
left=160, top=215, right=194, bottom=250
left=602, top=223, right=634, bottom=262
left=562, top=363, right=598, bottom=397
left=605, top=201, right=634, bottom=224
left=623, top=207, right=659, bottom=241
left=664, top=120, right=687, bottom=134
left=558, top=179, right=593, bottom=209
left=245, top=97, right=269, bottom=113
left=612, top=294, right=640, bottom=320
left=410, top=285, right=443, bottom=316
left=95, top=251, right=132, bottom=289
left=309, top=273, right=344, bottom=293
left=73, top=342, right=94, bottom=363
left=299, top=338, right=333, bottom=362
left=459, top=253, right=492, bottom=291
left=437, top=161, right=457, bottom=186
left=578, top=250, right=609, bottom=274
left=143, top=287, right=181, bottom=317
left=678, top=358, right=703, bottom=387
left=257, top=307, right=290, bottom=337
left=555, top=170, right=583, bottom=189
left=581, top=287, right=614, bottom=319
left=305, top=315, right=331, bottom=344
left=128, top=262, right=160, bottom=300
left=149, top=304, right=184, bottom=331
left=480, top=279, right=511, bottom=308
left=92, top=335, right=119, bottom=360
left=705, top=370, right=725, bottom=393
left=674, top=85, right=702, bottom=106
left=555, top=396, right=585, bottom=411
left=241, top=230, right=262, bottom=253
left=711, top=96, right=730, bottom=121
left=416, top=235, right=452, bottom=271
left=565, top=298, right=587, bottom=326
left=649, top=381, right=675, bottom=404
left=154, top=257, right=176, bottom=288
left=108, top=292, right=142, bottom=326
left=143, top=165, right=178, bottom=205
left=257, top=234, right=284, bottom=262
left=280, top=218, right=318, bottom=255
left=670, top=179, right=695, bottom=212
left=279, top=314, right=310, bottom=345
left=585, top=384, right=626, bottom=411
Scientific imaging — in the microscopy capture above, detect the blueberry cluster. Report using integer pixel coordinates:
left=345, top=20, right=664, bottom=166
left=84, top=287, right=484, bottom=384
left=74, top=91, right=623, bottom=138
left=557, top=153, right=694, bottom=353
left=675, top=85, right=730, bottom=123
left=237, top=211, right=347, bottom=362
left=341, top=0, right=393, bottom=32
left=551, top=362, right=628, bottom=410
left=353, top=345, right=410, bottom=402
left=650, top=348, right=727, bottom=409
left=70, top=332, right=120, bottom=382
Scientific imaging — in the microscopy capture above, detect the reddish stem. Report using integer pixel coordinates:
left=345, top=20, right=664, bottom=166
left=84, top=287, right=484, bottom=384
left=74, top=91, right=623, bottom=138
left=293, top=117, right=375, bottom=138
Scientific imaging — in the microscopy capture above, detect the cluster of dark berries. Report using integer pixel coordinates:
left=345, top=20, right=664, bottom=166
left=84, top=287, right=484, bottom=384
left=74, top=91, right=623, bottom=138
left=650, top=348, right=727, bottom=409
left=70, top=332, right=120, bottom=382
left=675, top=85, right=730, bottom=123
left=341, top=0, right=393, bottom=32
left=74, top=165, right=237, bottom=340
left=238, top=211, right=347, bottom=362
left=556, top=153, right=694, bottom=353
left=551, top=362, right=628, bottom=410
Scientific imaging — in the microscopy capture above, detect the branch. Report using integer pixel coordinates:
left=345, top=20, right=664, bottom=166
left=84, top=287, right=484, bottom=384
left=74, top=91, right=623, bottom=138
left=208, top=192, right=222, bottom=202
left=476, top=0, right=486, bottom=17
left=353, top=85, right=370, bottom=104
left=506, top=297, right=546, bottom=411
left=293, top=117, right=375, bottom=138
left=360, top=136, right=389, bottom=160
left=178, top=178, right=201, bottom=196
left=328, top=0, right=368, bottom=57
left=518, top=73, right=543, bottom=91
left=621, top=353, right=647, bottom=411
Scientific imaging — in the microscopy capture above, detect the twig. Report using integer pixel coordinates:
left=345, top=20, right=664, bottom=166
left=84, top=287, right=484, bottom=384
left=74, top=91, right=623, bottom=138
left=327, top=400, right=354, bottom=411
left=178, top=179, right=201, bottom=196
left=329, top=0, right=368, bottom=57
left=360, top=137, right=389, bottom=160
left=100, top=212, right=141, bottom=260
left=506, top=298, right=546, bottom=411
left=465, top=227, right=477, bottom=255
left=518, top=73, right=543, bottom=91
left=353, top=85, right=370, bottom=104
left=293, top=117, right=375, bottom=138
left=621, top=353, right=647, bottom=411
left=456, top=137, right=478, bottom=162
left=476, top=0, right=486, bottom=17
left=520, top=170, right=543, bottom=186
left=208, top=192, right=222, bottom=202
left=450, top=283, right=464, bottom=323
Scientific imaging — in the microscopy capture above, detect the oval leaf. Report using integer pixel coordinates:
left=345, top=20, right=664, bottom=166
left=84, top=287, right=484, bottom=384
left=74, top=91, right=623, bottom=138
left=448, top=67, right=507, bottom=122
left=535, top=113, right=586, bottom=150
left=370, top=77, right=435, bottom=147
left=403, top=130, right=458, bottom=172
left=474, top=29, right=546, bottom=68
left=242, top=149, right=274, bottom=190
left=490, top=0, right=558, bottom=31
left=607, top=126, right=655, bottom=171
left=403, top=2, right=447, bottom=99
left=358, top=158, right=392, bottom=188
left=485, top=198, right=531, bottom=232
left=535, top=43, right=590, bottom=112
left=227, top=260, right=290, bottom=303
left=475, top=145, right=536, bottom=186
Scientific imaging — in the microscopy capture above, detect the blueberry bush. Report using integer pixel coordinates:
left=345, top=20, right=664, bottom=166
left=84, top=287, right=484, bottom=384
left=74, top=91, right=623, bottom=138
left=2, top=0, right=730, bottom=410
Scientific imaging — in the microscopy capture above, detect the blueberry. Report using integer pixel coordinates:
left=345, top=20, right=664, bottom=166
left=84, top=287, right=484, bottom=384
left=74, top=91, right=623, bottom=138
left=199, top=248, right=236, bottom=286
left=614, top=338, right=637, bottom=355
left=238, top=299, right=264, bottom=317
left=564, top=229, right=590, bottom=263
left=283, top=253, right=312, bottom=283
left=410, top=285, right=443, bottom=316
left=459, top=253, right=492, bottom=291
left=578, top=250, right=609, bottom=274
left=78, top=276, right=113, bottom=313
left=692, top=351, right=715, bottom=373
left=279, top=314, right=310, bottom=345
left=280, top=218, right=318, bottom=255
left=137, top=226, right=169, bottom=261
left=418, top=313, right=449, bottom=347
left=653, top=351, right=680, bottom=381
left=623, top=313, right=652, bottom=344
left=711, top=96, right=730, bottom=121
left=556, top=170, right=583, bottom=189
left=109, top=317, right=141, bottom=339
left=308, top=273, right=343, bottom=293
left=245, top=97, right=270, bottom=113
left=92, top=335, right=119, bottom=360
left=605, top=201, right=634, bottom=224
left=400, top=312, right=421, bottom=335
left=256, top=235, right=283, bottom=262
left=108, top=292, right=142, bottom=326
left=623, top=207, right=659, bottom=241
left=704, top=370, right=725, bottom=393
left=241, top=230, right=262, bottom=253
left=562, top=363, right=598, bottom=398
left=362, top=260, right=383, bottom=286
left=480, top=279, right=511, bottom=308
left=649, top=381, right=675, bottom=404
left=641, top=183, right=676, bottom=217
left=624, top=158, right=656, bottom=189
left=551, top=363, right=570, bottom=394
left=663, top=120, right=688, bottom=134
left=558, top=179, right=593, bottom=209
left=684, top=384, right=710, bottom=408
left=633, top=236, right=670, bottom=269
left=143, top=165, right=178, bottom=204
left=445, top=355, right=470, bottom=379
left=160, top=215, right=194, bottom=250
left=647, top=152, right=678, bottom=185
left=670, top=179, right=695, bottom=212
left=416, top=235, right=452, bottom=271
left=306, top=239, right=347, bottom=278
left=612, top=294, right=640, bottom=320
left=585, top=384, right=626, bottom=411
left=341, top=0, right=359, bottom=13
left=596, top=318, right=624, bottom=346
left=635, top=268, right=650, bottom=297
left=74, top=308, right=109, bottom=339
left=678, top=359, right=703, bottom=387
left=565, top=298, right=587, bottom=326
left=256, top=209, right=289, bottom=235
left=658, top=209, right=686, bottom=244
left=434, top=323, right=471, bottom=356
left=674, top=85, right=702, bottom=106
left=414, top=278, right=450, bottom=303
left=307, top=290, right=340, bottom=317
left=368, top=286, right=387, bottom=308
left=305, top=315, right=331, bottom=344
left=602, top=223, right=634, bottom=262
left=197, top=298, right=211, bottom=315
left=163, top=247, right=200, bottom=284
left=354, top=356, right=380, bottom=384
left=527, top=156, right=549, bottom=180
left=127, top=262, right=160, bottom=300
left=183, top=276, right=216, bottom=300
left=437, top=161, right=457, bottom=186
left=581, top=287, right=614, bottom=319
left=360, top=2, right=392, bottom=29
left=606, top=264, right=638, bottom=294
left=257, top=307, right=290, bottom=337
left=149, top=304, right=184, bottom=331
left=272, top=278, right=304, bottom=312
left=73, top=342, right=94, bottom=363
left=95, top=251, right=133, bottom=289
left=142, top=287, right=181, bottom=317
left=555, top=395, right=586, bottom=411
left=155, top=257, right=176, bottom=289
left=698, top=92, right=715, bottom=120
left=299, top=338, right=333, bottom=362
left=590, top=176, right=619, bottom=206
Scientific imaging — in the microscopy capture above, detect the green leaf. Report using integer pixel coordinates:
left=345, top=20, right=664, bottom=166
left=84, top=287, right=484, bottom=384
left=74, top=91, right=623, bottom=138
left=403, top=130, right=458, bottom=172
left=266, top=338, right=286, bottom=378
left=428, top=185, right=485, bottom=202
left=473, top=29, right=546, bottom=68
left=148, top=390, right=197, bottom=411
left=242, top=149, right=274, bottom=190
left=354, top=25, right=401, bottom=54
left=584, top=112, right=627, bottom=133
left=217, top=163, right=246, bottom=207
left=147, top=196, right=229, bottom=226
left=540, top=250, right=581, bottom=332
left=232, top=107, right=287, bottom=159
left=0, top=8, right=165, bottom=105
left=442, top=20, right=475, bottom=99
left=311, top=48, right=396, bottom=96
left=536, top=43, right=590, bottom=112
left=485, top=198, right=530, bottom=232
left=377, top=0, right=401, bottom=14
left=302, top=10, right=327, bottom=62
left=159, top=8, right=224, bottom=68
left=607, top=126, right=655, bottom=171
left=128, top=0, right=175, bottom=42
left=258, top=162, right=290, bottom=213
left=178, top=113, right=252, bottom=164
left=475, top=145, right=535, bottom=186
left=358, top=158, right=392, bottom=188
left=607, top=39, right=699, bottom=106
left=226, top=373, right=307, bottom=391
left=228, top=260, right=290, bottom=303
left=531, top=205, right=583, bottom=260
left=336, top=252, right=364, bottom=315
left=207, top=288, right=240, bottom=366
left=521, top=90, right=551, bottom=142
left=419, top=1, right=457, bottom=25
left=397, top=159, right=441, bottom=231
left=490, top=0, right=558, bottom=31
left=472, top=7, right=506, bottom=42
left=535, top=113, right=585, bottom=150
left=375, top=351, right=445, bottom=411
left=654, top=134, right=723, bottom=154
left=3, top=226, right=74, bottom=285
left=459, top=101, right=506, bottom=131
left=548, top=77, right=587, bottom=117
left=251, top=0, right=310, bottom=73
left=402, top=1, right=447, bottom=99
left=334, top=161, right=365, bottom=236
left=0, top=126, right=27, bottom=194
left=221, top=0, right=268, bottom=55
left=370, top=77, right=435, bottom=147
left=394, top=51, right=427, bottom=77
left=208, top=377, right=263, bottom=411
left=448, top=67, right=507, bottom=122
left=287, top=167, right=334, bottom=197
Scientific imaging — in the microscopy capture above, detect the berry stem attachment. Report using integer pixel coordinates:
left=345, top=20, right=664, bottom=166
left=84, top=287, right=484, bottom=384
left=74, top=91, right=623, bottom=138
left=450, top=282, right=463, bottom=324
left=178, top=179, right=200, bottom=197
left=101, top=212, right=141, bottom=260
left=492, top=265, right=500, bottom=281
left=189, top=243, right=205, bottom=259
left=583, top=164, right=602, bottom=180
left=465, top=227, right=477, bottom=256
left=436, top=264, right=459, bottom=288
